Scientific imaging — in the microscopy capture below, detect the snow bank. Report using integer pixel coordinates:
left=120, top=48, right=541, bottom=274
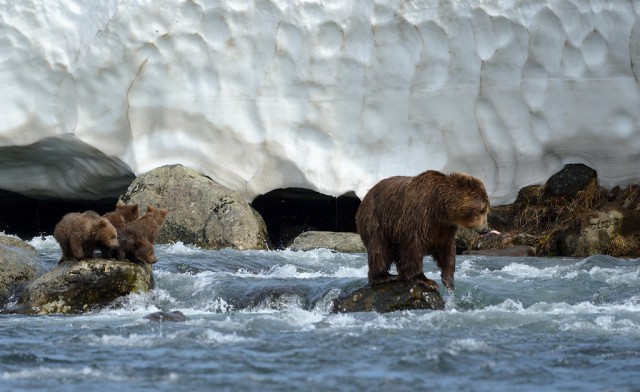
left=1, top=0, right=639, bottom=203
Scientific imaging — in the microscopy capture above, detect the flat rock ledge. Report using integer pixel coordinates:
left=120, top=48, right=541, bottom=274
left=332, top=281, right=445, bottom=313
left=14, top=259, right=154, bottom=315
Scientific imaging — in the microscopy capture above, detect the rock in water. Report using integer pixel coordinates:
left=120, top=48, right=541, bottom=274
left=0, top=235, right=45, bottom=308
left=145, top=310, right=187, bottom=322
left=17, top=259, right=154, bottom=314
left=119, top=164, right=269, bottom=250
left=332, top=281, right=445, bottom=313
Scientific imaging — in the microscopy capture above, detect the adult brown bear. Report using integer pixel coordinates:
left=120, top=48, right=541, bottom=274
left=356, top=170, right=490, bottom=291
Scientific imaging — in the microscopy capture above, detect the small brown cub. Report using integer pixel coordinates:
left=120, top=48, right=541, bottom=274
left=54, top=211, right=119, bottom=263
left=102, top=204, right=139, bottom=229
left=102, top=228, right=157, bottom=264
left=125, top=205, right=169, bottom=244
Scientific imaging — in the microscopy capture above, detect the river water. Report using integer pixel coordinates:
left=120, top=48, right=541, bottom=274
left=1, top=237, right=639, bottom=391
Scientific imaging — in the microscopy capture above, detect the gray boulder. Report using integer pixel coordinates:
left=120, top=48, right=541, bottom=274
left=332, top=281, right=445, bottom=313
left=289, top=231, right=365, bottom=253
left=119, top=164, right=269, bottom=250
left=0, top=235, right=45, bottom=307
left=16, top=259, right=154, bottom=314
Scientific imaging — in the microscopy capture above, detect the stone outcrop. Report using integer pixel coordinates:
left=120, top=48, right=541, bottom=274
left=456, top=163, right=640, bottom=257
left=119, top=164, right=269, bottom=250
left=289, top=231, right=365, bottom=253
left=332, top=281, right=445, bottom=313
left=0, top=235, right=45, bottom=307
left=557, top=210, right=625, bottom=257
left=15, top=259, right=154, bottom=314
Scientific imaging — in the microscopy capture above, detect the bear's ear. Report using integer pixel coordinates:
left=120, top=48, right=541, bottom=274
left=97, top=218, right=110, bottom=228
left=131, top=204, right=139, bottom=214
left=147, top=205, right=155, bottom=212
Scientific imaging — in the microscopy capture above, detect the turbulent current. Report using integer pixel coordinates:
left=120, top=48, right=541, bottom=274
left=1, top=237, right=639, bottom=391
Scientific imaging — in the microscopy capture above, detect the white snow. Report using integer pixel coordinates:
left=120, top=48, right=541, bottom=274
left=1, top=0, right=640, bottom=204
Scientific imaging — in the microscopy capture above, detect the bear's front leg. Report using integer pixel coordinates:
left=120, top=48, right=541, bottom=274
left=433, top=241, right=456, bottom=291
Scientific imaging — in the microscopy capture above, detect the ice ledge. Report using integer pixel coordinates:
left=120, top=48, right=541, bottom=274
left=0, top=134, right=134, bottom=200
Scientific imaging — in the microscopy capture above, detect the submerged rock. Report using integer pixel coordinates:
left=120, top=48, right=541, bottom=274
left=289, top=231, right=365, bottom=253
left=464, top=246, right=536, bottom=257
left=332, top=281, right=445, bottom=313
left=145, top=310, right=187, bottom=322
left=119, top=164, right=269, bottom=250
left=0, top=235, right=45, bottom=307
left=17, top=259, right=154, bottom=314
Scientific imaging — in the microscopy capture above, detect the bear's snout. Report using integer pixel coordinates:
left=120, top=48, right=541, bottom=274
left=474, top=223, right=490, bottom=235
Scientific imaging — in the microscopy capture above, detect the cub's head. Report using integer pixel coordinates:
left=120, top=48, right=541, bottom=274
left=116, top=203, right=140, bottom=223
left=133, top=239, right=157, bottom=264
left=449, top=173, right=490, bottom=234
left=96, top=218, right=119, bottom=248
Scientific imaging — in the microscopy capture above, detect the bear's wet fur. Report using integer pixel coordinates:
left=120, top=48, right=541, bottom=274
left=355, top=170, right=490, bottom=291
left=100, top=204, right=166, bottom=264
left=102, top=228, right=157, bottom=264
left=53, top=211, right=119, bottom=263
left=102, top=204, right=139, bottom=229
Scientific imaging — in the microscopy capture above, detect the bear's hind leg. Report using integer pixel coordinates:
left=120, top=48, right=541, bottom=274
left=397, top=248, right=439, bottom=290
left=367, top=243, right=397, bottom=285
left=56, top=240, right=73, bottom=264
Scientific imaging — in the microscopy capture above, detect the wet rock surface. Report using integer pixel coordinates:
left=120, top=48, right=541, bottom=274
left=16, top=259, right=154, bottom=315
left=332, top=281, right=445, bottom=313
left=0, top=235, right=45, bottom=307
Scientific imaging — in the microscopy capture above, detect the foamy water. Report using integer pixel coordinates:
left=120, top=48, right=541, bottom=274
left=1, top=237, right=639, bottom=391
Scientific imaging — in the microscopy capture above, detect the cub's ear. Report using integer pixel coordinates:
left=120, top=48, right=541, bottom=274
left=131, top=204, right=139, bottom=214
left=146, top=205, right=155, bottom=212
left=97, top=218, right=110, bottom=228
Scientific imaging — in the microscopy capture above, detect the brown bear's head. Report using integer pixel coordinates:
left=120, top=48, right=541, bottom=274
left=133, top=239, right=157, bottom=264
left=116, top=203, right=140, bottom=223
left=96, top=218, right=119, bottom=248
left=449, top=173, right=490, bottom=234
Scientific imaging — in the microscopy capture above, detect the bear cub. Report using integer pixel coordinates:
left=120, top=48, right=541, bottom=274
left=356, top=170, right=490, bottom=291
left=124, top=205, right=169, bottom=244
left=101, top=204, right=168, bottom=264
left=103, top=203, right=140, bottom=229
left=54, top=211, right=119, bottom=263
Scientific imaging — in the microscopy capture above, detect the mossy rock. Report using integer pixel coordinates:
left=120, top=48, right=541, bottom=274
left=332, top=281, right=445, bottom=313
left=16, top=259, right=154, bottom=314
